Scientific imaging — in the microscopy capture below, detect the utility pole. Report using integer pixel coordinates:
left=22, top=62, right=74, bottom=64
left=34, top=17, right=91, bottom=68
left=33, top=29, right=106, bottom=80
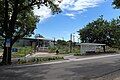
left=53, top=37, right=56, bottom=47
left=72, top=33, right=75, bottom=52
left=73, top=33, right=75, bottom=43
left=69, top=34, right=72, bottom=53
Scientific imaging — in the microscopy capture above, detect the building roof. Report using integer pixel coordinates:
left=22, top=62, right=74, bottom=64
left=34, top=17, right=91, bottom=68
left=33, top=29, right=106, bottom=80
left=23, top=37, right=53, bottom=41
left=80, top=43, right=106, bottom=46
left=36, top=37, right=53, bottom=41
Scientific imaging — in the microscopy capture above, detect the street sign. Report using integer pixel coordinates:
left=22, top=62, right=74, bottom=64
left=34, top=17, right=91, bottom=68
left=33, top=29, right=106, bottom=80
left=6, top=38, right=11, bottom=47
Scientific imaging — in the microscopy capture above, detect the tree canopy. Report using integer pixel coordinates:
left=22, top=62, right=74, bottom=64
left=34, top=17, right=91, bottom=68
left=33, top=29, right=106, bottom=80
left=0, top=0, right=61, bottom=43
left=0, top=0, right=61, bottom=65
left=112, top=0, right=120, bottom=9
left=78, top=16, right=120, bottom=48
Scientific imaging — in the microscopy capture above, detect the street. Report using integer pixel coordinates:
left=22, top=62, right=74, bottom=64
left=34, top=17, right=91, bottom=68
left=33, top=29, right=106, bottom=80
left=0, top=54, right=120, bottom=80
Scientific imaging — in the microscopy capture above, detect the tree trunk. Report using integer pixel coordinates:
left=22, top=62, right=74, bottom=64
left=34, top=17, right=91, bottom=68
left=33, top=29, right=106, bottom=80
left=1, top=38, right=12, bottom=65
left=2, top=46, right=12, bottom=65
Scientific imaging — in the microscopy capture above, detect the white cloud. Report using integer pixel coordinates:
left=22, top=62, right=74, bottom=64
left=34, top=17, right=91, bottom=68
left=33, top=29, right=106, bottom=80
left=33, top=5, right=52, bottom=22
left=59, top=0, right=104, bottom=11
left=65, top=13, right=75, bottom=17
left=60, top=0, right=104, bottom=18
left=33, top=0, right=105, bottom=22
left=65, top=13, right=76, bottom=19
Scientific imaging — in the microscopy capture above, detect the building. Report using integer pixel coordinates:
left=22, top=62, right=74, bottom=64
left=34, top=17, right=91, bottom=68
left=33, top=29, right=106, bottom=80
left=14, top=37, right=54, bottom=52
left=80, top=43, right=106, bottom=54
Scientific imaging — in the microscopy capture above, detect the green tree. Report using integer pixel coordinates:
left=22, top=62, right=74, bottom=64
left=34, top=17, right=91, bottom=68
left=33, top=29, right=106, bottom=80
left=56, top=40, right=67, bottom=46
left=78, top=16, right=120, bottom=48
left=56, top=40, right=69, bottom=54
left=109, top=17, right=120, bottom=48
left=112, top=0, right=120, bottom=9
left=78, top=16, right=112, bottom=45
left=112, top=0, right=120, bottom=49
left=0, top=0, right=61, bottom=65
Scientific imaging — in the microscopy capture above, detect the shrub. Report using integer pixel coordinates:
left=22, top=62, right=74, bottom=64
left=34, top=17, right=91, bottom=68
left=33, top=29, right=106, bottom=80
left=12, top=46, right=33, bottom=58
left=74, top=53, right=82, bottom=56
left=18, top=56, right=64, bottom=64
left=48, top=46, right=57, bottom=53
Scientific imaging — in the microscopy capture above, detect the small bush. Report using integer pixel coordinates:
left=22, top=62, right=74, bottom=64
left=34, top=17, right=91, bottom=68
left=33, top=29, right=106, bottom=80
left=48, top=46, right=57, bottom=53
left=74, top=53, right=81, bottom=56
left=12, top=46, right=33, bottom=58
left=18, top=56, right=64, bottom=64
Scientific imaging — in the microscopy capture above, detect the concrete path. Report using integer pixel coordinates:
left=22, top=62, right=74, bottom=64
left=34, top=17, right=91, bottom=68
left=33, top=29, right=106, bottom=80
left=30, top=52, right=56, bottom=57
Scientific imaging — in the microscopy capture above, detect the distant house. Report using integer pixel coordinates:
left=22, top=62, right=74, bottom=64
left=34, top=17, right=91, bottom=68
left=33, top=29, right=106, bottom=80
left=0, top=36, right=54, bottom=52
left=15, top=37, right=53, bottom=47
left=14, top=37, right=54, bottom=52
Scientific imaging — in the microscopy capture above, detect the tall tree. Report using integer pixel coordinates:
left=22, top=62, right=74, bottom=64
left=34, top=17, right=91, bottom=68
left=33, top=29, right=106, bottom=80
left=78, top=16, right=120, bottom=48
left=57, top=40, right=67, bottom=46
left=112, top=0, right=120, bottom=49
left=109, top=17, right=120, bottom=48
left=112, top=0, right=120, bottom=9
left=0, top=0, right=61, bottom=65
left=78, top=16, right=112, bottom=45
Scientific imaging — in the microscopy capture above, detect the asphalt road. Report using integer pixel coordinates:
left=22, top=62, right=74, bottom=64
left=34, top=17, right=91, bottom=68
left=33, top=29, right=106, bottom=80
left=1, top=54, right=120, bottom=80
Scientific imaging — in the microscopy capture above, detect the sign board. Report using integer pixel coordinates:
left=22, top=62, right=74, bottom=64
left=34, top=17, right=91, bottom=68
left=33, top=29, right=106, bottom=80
left=6, top=39, right=11, bottom=47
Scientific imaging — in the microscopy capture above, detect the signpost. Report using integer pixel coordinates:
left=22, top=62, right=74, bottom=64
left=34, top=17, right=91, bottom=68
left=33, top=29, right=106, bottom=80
left=6, top=38, right=11, bottom=47
left=5, top=38, right=11, bottom=63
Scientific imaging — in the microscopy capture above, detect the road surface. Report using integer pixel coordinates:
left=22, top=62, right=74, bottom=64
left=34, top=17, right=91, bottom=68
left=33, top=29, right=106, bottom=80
left=0, top=54, right=120, bottom=80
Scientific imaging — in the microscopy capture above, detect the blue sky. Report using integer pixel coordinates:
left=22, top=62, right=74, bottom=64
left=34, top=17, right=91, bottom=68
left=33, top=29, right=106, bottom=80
left=34, top=0, right=120, bottom=41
